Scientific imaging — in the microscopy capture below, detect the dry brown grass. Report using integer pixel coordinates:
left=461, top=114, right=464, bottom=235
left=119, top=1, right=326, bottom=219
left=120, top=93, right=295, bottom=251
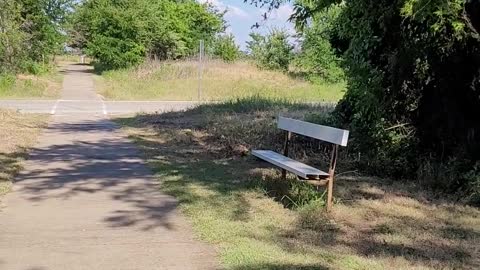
left=0, top=110, right=47, bottom=196
left=96, top=59, right=345, bottom=101
left=115, top=100, right=480, bottom=270
left=303, top=177, right=480, bottom=269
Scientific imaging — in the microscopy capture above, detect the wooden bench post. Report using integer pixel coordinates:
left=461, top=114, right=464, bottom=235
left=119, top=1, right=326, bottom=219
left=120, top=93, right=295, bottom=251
left=327, top=144, right=339, bottom=212
left=281, top=131, right=292, bottom=180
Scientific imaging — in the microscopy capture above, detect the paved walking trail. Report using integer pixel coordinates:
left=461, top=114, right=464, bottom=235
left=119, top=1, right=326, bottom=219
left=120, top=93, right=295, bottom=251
left=0, top=65, right=218, bottom=270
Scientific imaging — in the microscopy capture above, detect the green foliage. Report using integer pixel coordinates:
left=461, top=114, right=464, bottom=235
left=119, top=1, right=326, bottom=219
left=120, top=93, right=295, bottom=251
left=246, top=32, right=265, bottom=62
left=464, top=161, right=480, bottom=205
left=262, top=177, right=327, bottom=209
left=81, top=0, right=147, bottom=69
left=211, top=34, right=239, bottom=62
left=0, top=0, right=26, bottom=73
left=20, top=60, right=52, bottom=75
left=293, top=4, right=344, bottom=83
left=287, top=0, right=480, bottom=198
left=0, top=74, right=16, bottom=91
left=0, top=0, right=70, bottom=74
left=253, top=0, right=480, bottom=199
left=73, top=0, right=225, bottom=70
left=247, top=29, right=293, bottom=71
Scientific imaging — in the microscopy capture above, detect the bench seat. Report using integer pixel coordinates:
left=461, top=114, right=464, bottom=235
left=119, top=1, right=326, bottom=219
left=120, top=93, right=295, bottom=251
left=252, top=150, right=329, bottom=179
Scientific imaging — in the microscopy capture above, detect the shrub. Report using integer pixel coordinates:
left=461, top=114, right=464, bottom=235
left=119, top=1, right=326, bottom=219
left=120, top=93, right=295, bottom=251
left=19, top=60, right=51, bottom=75
left=0, top=0, right=68, bottom=74
left=293, top=4, right=345, bottom=83
left=246, top=29, right=293, bottom=71
left=73, top=0, right=225, bottom=70
left=465, top=162, right=480, bottom=205
left=0, top=74, right=16, bottom=91
left=211, top=34, right=239, bottom=62
left=262, top=177, right=327, bottom=209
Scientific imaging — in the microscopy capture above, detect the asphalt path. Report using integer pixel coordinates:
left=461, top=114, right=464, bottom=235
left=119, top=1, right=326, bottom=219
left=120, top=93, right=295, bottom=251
left=0, top=99, right=202, bottom=115
left=0, top=64, right=218, bottom=269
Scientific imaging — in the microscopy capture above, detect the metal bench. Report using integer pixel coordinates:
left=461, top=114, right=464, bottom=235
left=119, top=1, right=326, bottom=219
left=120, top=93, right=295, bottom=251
left=252, top=116, right=349, bottom=211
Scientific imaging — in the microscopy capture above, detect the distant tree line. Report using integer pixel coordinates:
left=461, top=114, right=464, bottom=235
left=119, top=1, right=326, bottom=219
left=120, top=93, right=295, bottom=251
left=71, top=0, right=225, bottom=70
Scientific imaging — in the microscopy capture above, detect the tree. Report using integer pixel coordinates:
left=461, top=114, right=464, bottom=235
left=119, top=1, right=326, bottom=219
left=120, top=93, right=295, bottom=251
left=250, top=0, right=480, bottom=201
left=212, top=34, right=240, bottom=62
left=72, top=0, right=225, bottom=70
left=0, top=0, right=26, bottom=73
left=73, top=0, right=148, bottom=70
left=293, top=4, right=344, bottom=83
left=0, top=0, right=72, bottom=74
left=246, top=32, right=265, bottom=59
left=247, top=29, right=293, bottom=71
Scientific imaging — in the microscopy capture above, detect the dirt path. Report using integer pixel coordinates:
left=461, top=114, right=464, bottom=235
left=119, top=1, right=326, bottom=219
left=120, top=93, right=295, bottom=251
left=0, top=64, right=218, bottom=270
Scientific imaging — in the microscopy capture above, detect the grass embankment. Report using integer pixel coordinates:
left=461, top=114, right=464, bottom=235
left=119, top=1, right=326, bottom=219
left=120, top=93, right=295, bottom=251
left=0, top=110, right=47, bottom=196
left=0, top=68, right=63, bottom=99
left=114, top=98, right=480, bottom=270
left=96, top=60, right=345, bottom=101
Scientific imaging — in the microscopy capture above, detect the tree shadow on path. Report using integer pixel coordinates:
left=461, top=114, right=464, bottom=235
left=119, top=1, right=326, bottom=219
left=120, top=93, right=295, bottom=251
left=12, top=117, right=180, bottom=232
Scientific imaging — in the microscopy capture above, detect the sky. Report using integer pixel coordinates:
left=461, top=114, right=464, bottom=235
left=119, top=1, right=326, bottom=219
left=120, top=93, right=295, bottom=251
left=198, top=0, right=296, bottom=50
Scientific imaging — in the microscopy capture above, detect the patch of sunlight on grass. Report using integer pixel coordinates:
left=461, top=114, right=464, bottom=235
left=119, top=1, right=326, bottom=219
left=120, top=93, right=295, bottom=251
left=96, top=60, right=345, bottom=102
left=0, top=181, right=12, bottom=196
left=153, top=163, right=341, bottom=270
left=114, top=100, right=480, bottom=270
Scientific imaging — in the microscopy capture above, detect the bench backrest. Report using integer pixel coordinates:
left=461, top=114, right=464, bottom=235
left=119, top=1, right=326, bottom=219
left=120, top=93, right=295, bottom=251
left=278, top=116, right=349, bottom=146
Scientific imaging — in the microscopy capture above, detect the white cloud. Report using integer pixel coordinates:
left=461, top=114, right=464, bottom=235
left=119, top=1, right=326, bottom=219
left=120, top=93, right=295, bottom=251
left=226, top=5, right=249, bottom=19
left=198, top=0, right=250, bottom=19
left=269, top=4, right=293, bottom=22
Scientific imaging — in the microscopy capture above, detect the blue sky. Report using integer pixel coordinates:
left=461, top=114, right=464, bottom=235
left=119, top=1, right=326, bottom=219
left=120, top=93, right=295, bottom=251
left=198, top=0, right=295, bottom=50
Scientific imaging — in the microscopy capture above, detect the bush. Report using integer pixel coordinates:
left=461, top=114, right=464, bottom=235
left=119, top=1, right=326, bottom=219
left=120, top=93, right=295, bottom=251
left=293, top=4, right=345, bottom=83
left=310, top=0, right=480, bottom=197
left=88, top=37, right=146, bottom=70
left=0, top=0, right=67, bottom=74
left=74, top=0, right=225, bottom=70
left=0, top=74, right=16, bottom=91
left=246, top=29, right=293, bottom=71
left=262, top=177, right=327, bottom=209
left=19, top=60, right=51, bottom=75
left=465, top=162, right=480, bottom=205
left=211, top=34, right=239, bottom=62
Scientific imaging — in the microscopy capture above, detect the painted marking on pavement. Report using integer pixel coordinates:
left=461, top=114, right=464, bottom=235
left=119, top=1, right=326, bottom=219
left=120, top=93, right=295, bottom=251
left=50, top=100, right=60, bottom=115
left=54, top=100, right=202, bottom=103
left=101, top=100, right=107, bottom=115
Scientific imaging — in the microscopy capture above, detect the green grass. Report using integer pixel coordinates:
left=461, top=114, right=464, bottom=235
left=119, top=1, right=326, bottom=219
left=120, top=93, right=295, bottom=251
left=55, top=54, right=81, bottom=63
left=114, top=98, right=480, bottom=270
left=96, top=60, right=345, bottom=101
left=54, top=54, right=93, bottom=65
left=0, top=70, right=62, bottom=99
left=0, top=110, right=48, bottom=196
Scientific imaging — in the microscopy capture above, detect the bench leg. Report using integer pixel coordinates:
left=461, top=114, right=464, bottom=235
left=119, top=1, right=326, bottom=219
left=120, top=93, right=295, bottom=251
left=327, top=177, right=334, bottom=211
left=282, top=131, right=292, bottom=180
left=326, top=144, right=338, bottom=212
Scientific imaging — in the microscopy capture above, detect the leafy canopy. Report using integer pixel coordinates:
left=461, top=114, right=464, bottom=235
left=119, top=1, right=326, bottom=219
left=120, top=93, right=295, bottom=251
left=211, top=34, right=240, bottom=62
left=73, top=0, right=225, bottom=70
left=246, top=29, right=293, bottom=71
left=251, top=0, right=480, bottom=200
left=0, top=0, right=73, bottom=74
